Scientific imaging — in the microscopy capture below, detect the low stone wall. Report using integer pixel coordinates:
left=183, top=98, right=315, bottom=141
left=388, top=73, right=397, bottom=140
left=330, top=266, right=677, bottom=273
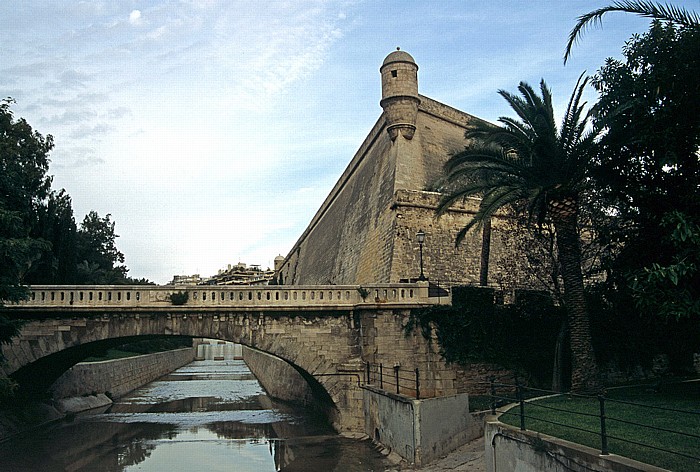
left=50, top=348, right=195, bottom=399
left=363, top=386, right=482, bottom=465
left=485, top=420, right=666, bottom=472
left=241, top=346, right=314, bottom=405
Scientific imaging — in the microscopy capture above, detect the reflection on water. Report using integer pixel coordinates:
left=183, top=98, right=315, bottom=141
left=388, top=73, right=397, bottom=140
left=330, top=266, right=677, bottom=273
left=0, top=360, right=392, bottom=472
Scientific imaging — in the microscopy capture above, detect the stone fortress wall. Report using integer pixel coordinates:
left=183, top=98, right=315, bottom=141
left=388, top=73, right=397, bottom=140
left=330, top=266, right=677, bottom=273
left=276, top=50, right=534, bottom=289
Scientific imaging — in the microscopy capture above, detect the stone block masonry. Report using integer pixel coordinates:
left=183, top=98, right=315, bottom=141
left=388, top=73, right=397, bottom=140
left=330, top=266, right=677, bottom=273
left=241, top=346, right=314, bottom=405
left=276, top=48, right=540, bottom=290
left=2, top=298, right=459, bottom=434
left=50, top=348, right=195, bottom=399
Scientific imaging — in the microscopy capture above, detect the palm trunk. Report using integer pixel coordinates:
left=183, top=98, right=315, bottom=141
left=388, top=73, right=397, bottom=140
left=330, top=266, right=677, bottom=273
left=551, top=318, right=567, bottom=392
left=479, top=218, right=492, bottom=286
left=552, top=202, right=600, bottom=394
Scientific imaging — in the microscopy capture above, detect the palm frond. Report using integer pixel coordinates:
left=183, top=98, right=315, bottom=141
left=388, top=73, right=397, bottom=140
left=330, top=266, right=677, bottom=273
left=445, top=145, right=524, bottom=172
left=435, top=186, right=481, bottom=217
left=564, top=1, right=700, bottom=63
left=498, top=87, right=541, bottom=134
left=437, top=74, right=603, bottom=245
left=538, top=80, right=557, bottom=132
left=453, top=185, right=526, bottom=245
left=560, top=73, right=590, bottom=154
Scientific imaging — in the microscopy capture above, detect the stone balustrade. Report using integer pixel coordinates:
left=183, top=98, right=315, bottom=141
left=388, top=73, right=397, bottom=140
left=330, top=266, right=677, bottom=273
left=6, top=282, right=446, bottom=312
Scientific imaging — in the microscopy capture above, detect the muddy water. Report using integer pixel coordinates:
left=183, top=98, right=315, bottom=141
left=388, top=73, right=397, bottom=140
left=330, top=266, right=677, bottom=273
left=0, top=360, right=393, bottom=471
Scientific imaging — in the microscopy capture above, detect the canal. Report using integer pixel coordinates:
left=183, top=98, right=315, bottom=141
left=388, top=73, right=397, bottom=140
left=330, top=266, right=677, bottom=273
left=0, top=359, right=395, bottom=471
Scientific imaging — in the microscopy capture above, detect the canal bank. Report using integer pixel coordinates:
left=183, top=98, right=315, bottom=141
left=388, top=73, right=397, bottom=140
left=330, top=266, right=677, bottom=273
left=0, top=347, right=195, bottom=441
left=51, top=347, right=195, bottom=400
left=0, top=359, right=396, bottom=471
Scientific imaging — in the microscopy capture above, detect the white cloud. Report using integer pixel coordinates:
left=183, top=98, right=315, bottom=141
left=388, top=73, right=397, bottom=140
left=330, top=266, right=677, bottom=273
left=129, top=10, right=142, bottom=25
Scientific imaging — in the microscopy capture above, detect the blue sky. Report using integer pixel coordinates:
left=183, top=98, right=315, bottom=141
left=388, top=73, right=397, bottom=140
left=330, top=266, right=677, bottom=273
left=2, top=1, right=696, bottom=284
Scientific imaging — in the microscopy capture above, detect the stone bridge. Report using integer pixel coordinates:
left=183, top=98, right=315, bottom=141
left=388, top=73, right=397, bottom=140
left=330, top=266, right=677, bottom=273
left=1, top=283, right=455, bottom=432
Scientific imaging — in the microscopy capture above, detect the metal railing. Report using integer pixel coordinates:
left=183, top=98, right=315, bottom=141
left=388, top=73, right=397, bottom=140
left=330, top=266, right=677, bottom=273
left=365, top=362, right=421, bottom=399
left=489, top=376, right=700, bottom=468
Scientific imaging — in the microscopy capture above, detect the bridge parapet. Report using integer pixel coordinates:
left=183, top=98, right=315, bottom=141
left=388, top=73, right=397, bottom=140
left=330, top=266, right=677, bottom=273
left=4, top=282, right=448, bottom=312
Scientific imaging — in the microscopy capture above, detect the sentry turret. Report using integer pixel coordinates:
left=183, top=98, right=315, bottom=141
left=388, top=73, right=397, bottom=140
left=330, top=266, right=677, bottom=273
left=380, top=48, right=420, bottom=141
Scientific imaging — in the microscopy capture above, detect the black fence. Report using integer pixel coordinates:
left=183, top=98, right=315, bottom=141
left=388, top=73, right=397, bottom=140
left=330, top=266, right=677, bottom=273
left=365, top=363, right=421, bottom=399
left=489, top=376, right=700, bottom=469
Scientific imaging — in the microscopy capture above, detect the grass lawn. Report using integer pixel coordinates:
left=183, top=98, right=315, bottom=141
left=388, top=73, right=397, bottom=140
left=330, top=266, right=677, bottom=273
left=498, top=380, right=700, bottom=471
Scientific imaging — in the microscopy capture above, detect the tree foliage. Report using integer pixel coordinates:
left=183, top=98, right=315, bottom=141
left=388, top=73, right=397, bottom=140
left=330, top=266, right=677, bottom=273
left=564, top=1, right=700, bottom=63
left=75, top=211, right=129, bottom=284
left=25, top=190, right=78, bottom=285
left=590, top=21, right=700, bottom=319
left=0, top=98, right=53, bottom=305
left=627, top=212, right=700, bottom=319
left=1, top=99, right=143, bottom=350
left=436, top=76, right=602, bottom=393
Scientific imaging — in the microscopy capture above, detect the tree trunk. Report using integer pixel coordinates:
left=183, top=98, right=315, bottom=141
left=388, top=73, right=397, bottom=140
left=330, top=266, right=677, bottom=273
left=479, top=218, right=492, bottom=286
left=551, top=318, right=567, bottom=392
left=552, top=203, right=600, bottom=394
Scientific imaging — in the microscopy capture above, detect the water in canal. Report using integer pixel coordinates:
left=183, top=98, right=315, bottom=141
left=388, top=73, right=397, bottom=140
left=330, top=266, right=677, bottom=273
left=0, top=360, right=394, bottom=471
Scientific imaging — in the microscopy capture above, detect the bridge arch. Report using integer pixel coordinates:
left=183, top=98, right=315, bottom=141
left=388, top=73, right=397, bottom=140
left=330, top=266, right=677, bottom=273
left=1, top=310, right=365, bottom=431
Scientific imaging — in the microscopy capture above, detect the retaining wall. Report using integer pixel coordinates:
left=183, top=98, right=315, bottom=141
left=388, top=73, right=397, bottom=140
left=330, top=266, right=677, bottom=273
left=241, top=346, right=314, bottom=405
left=50, top=348, right=195, bottom=399
left=363, top=386, right=482, bottom=465
left=485, top=420, right=667, bottom=472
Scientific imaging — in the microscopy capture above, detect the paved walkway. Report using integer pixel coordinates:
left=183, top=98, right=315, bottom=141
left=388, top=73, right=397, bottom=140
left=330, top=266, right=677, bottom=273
left=389, top=437, right=486, bottom=471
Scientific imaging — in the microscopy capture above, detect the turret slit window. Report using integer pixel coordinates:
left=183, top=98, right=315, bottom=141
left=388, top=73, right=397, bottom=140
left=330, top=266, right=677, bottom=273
left=391, top=70, right=397, bottom=78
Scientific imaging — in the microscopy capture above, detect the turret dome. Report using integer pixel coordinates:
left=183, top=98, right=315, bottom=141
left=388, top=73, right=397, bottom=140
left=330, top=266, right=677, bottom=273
left=382, top=49, right=417, bottom=68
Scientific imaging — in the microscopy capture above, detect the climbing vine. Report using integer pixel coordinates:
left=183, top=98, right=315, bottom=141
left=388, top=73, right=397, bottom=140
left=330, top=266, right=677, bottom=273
left=405, top=286, right=564, bottom=387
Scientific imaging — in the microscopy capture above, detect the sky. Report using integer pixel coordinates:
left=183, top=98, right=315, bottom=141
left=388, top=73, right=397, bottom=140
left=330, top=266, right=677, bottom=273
left=2, top=1, right=697, bottom=284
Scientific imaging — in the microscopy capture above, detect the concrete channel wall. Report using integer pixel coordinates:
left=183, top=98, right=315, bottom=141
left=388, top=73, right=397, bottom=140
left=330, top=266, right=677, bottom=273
left=241, top=346, right=314, bottom=405
left=485, top=420, right=667, bottom=472
left=51, top=348, right=195, bottom=399
left=363, top=386, right=483, bottom=465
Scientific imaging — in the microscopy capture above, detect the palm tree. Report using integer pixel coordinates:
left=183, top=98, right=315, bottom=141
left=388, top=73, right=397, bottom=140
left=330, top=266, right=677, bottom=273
left=437, top=75, right=601, bottom=393
left=564, top=1, right=700, bottom=63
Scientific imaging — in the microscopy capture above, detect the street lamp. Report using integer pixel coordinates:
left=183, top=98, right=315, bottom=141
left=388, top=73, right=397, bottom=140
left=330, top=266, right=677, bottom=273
left=416, top=229, right=426, bottom=281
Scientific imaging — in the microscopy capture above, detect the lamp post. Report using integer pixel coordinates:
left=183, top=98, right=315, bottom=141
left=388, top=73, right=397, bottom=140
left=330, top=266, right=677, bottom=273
left=416, top=229, right=426, bottom=281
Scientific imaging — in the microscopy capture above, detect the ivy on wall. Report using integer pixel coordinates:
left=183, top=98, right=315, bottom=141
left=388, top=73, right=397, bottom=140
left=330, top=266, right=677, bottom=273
left=407, top=285, right=700, bottom=389
left=405, top=286, right=564, bottom=387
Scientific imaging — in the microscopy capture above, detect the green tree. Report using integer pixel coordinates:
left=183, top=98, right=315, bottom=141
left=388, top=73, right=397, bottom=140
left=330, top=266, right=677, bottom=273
left=590, top=21, right=700, bottom=319
left=564, top=0, right=699, bottom=63
left=0, top=98, right=53, bottom=305
left=627, top=211, right=699, bottom=319
left=436, top=76, right=601, bottom=393
left=76, top=211, right=129, bottom=284
left=26, top=190, right=78, bottom=284
left=0, top=98, right=54, bottom=354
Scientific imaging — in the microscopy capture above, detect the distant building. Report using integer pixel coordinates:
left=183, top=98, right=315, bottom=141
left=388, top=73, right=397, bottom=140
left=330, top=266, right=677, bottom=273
left=168, top=274, right=203, bottom=286
left=206, top=262, right=275, bottom=286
